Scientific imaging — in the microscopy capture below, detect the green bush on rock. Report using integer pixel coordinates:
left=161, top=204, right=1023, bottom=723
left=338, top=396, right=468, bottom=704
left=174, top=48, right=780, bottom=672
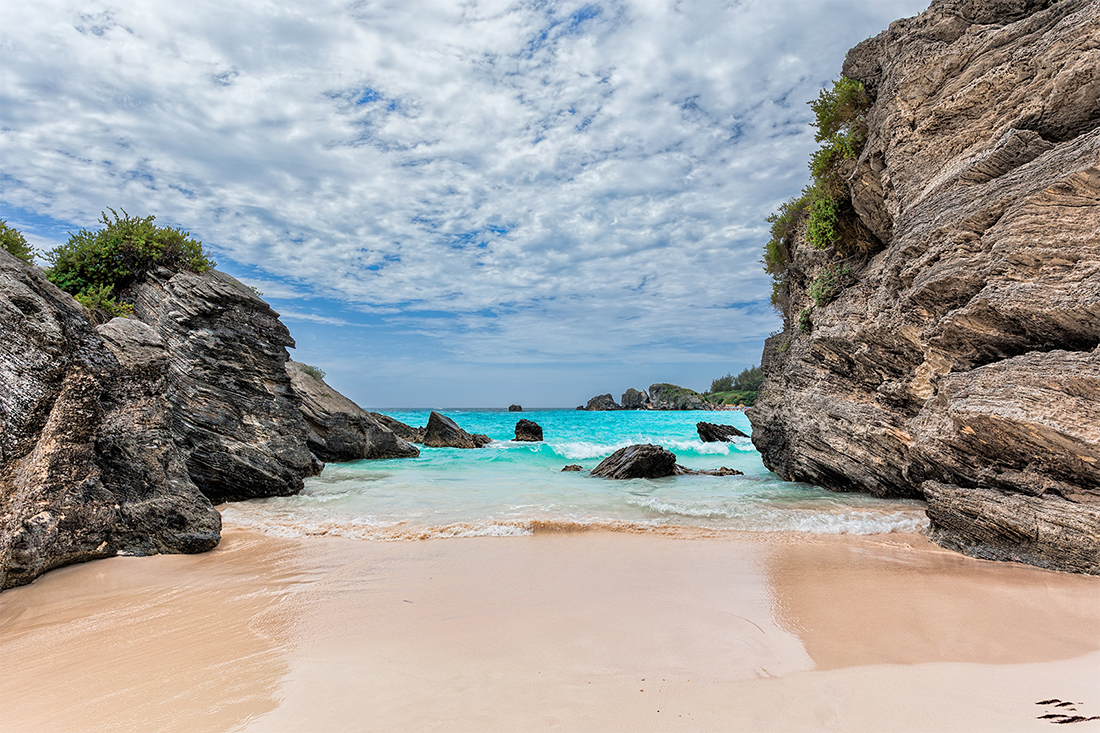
left=1, top=220, right=35, bottom=263
left=47, top=209, right=215, bottom=317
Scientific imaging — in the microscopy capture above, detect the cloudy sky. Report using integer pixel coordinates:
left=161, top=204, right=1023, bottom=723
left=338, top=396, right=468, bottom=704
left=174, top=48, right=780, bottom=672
left=2, top=0, right=927, bottom=407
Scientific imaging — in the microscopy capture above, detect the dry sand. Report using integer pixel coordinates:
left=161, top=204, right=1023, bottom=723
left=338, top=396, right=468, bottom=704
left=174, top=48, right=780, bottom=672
left=1, top=528, right=1097, bottom=732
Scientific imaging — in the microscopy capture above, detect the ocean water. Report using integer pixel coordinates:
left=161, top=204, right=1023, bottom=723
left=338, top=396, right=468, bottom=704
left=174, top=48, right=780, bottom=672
left=221, top=409, right=929, bottom=540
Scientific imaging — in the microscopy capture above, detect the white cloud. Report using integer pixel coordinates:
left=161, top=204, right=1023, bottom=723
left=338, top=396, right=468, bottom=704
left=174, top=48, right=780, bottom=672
left=1, top=0, right=929, bottom=381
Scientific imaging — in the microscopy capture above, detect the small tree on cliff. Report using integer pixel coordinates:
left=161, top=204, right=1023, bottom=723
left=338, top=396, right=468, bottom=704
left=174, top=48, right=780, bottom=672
left=1, top=220, right=35, bottom=263
left=46, top=209, right=215, bottom=317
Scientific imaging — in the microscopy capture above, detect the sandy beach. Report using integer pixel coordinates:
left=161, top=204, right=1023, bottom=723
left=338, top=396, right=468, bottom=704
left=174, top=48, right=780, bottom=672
left=1, top=527, right=1097, bottom=732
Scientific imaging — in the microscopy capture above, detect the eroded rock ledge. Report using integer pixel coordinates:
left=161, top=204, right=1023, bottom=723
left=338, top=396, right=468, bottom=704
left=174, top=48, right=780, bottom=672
left=749, top=0, right=1100, bottom=573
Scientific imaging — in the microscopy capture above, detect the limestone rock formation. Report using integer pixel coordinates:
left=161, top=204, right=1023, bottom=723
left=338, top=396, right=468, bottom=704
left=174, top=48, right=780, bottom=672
left=0, top=251, right=220, bottom=590
left=422, top=412, right=491, bottom=449
left=621, top=388, right=650, bottom=409
left=370, top=412, right=425, bottom=443
left=285, top=361, right=419, bottom=462
left=514, top=419, right=543, bottom=442
left=749, top=0, right=1100, bottom=572
left=697, top=422, right=749, bottom=442
left=120, top=268, right=322, bottom=503
left=561, top=464, right=584, bottom=472
left=584, top=393, right=622, bottom=411
left=508, top=404, right=523, bottom=412
left=674, top=465, right=745, bottom=477
left=591, top=444, right=677, bottom=479
left=648, top=383, right=713, bottom=411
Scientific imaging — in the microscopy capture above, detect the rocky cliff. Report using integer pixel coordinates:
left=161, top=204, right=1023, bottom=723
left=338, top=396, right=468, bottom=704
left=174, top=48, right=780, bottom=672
left=0, top=251, right=220, bottom=590
left=121, top=268, right=322, bottom=502
left=749, top=0, right=1099, bottom=573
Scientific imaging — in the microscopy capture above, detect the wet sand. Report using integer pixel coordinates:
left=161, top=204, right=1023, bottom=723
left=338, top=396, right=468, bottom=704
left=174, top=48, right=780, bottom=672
left=1, top=528, right=1097, bottom=732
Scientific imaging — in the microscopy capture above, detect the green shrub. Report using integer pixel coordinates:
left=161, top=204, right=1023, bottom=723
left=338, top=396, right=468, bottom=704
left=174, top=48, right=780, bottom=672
left=75, top=283, right=134, bottom=317
left=798, top=307, right=814, bottom=333
left=807, top=265, right=853, bottom=307
left=300, top=364, right=327, bottom=380
left=47, top=209, right=214, bottom=316
left=1, top=220, right=35, bottom=263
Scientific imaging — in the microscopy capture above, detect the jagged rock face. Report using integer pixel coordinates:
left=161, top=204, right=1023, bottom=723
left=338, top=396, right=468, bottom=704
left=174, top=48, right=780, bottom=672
left=371, top=412, right=425, bottom=443
left=621, top=388, right=650, bottom=409
left=514, top=419, right=543, bottom=442
left=696, top=422, right=749, bottom=442
left=0, top=251, right=220, bottom=590
left=648, top=383, right=712, bottom=411
left=121, top=268, right=321, bottom=503
left=591, top=444, right=677, bottom=479
left=285, top=361, right=419, bottom=462
left=508, top=404, right=523, bottom=412
left=749, top=0, right=1100, bottom=572
left=421, top=412, right=491, bottom=449
left=585, top=393, right=622, bottom=411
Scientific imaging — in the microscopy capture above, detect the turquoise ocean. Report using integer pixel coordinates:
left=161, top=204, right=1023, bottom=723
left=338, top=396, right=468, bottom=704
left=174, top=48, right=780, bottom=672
left=221, top=409, right=929, bottom=539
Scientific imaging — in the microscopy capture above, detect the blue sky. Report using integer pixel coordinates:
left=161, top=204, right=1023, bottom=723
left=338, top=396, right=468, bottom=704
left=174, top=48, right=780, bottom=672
left=1, top=0, right=928, bottom=407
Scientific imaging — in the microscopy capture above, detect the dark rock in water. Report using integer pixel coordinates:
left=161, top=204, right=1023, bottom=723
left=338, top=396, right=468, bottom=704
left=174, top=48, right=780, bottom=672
left=561, top=465, right=583, bottom=472
left=648, top=383, right=712, bottom=410
left=422, top=411, right=491, bottom=449
left=674, top=465, right=745, bottom=476
left=509, top=404, right=523, bottom=412
left=285, top=361, right=419, bottom=462
left=697, top=422, right=749, bottom=442
left=749, top=0, right=1100, bottom=573
left=0, top=250, right=220, bottom=590
left=585, top=393, right=622, bottom=411
left=621, top=388, right=650, bottom=410
left=370, top=412, right=425, bottom=443
left=514, top=419, right=543, bottom=442
left=575, top=405, right=585, bottom=410
left=591, top=444, right=677, bottom=479
left=121, top=267, right=321, bottom=503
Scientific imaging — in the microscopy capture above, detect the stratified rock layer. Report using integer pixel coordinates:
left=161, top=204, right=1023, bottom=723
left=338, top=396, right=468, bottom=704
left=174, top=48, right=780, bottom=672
left=648, top=383, right=712, bottom=411
left=285, top=361, right=419, bottom=462
left=122, top=269, right=322, bottom=503
left=749, top=0, right=1100, bottom=573
left=697, top=422, right=749, bottom=442
left=0, top=251, right=220, bottom=590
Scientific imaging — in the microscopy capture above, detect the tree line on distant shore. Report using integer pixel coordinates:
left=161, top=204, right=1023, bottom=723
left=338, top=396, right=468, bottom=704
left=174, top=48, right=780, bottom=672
left=705, top=365, right=763, bottom=407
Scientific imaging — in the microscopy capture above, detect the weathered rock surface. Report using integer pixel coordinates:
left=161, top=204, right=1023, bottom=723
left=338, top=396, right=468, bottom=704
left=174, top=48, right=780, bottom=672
left=514, top=419, right=543, bottom=442
left=621, top=388, right=650, bottom=409
left=370, top=412, right=425, bottom=443
left=648, top=383, right=713, bottom=411
left=697, top=422, right=749, bottom=442
left=674, top=465, right=745, bottom=476
left=590, top=444, right=677, bottom=479
left=422, top=412, right=491, bottom=449
left=0, top=251, right=220, bottom=590
left=120, top=268, right=322, bottom=503
left=749, top=0, right=1100, bottom=572
left=561, top=464, right=584, bottom=472
left=584, top=393, right=622, bottom=411
left=285, top=361, right=419, bottom=462
left=508, top=404, right=523, bottom=412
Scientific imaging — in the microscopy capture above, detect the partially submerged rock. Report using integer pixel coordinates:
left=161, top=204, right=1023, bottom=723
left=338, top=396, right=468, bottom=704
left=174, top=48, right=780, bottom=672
left=508, top=404, right=523, bottom=412
left=422, top=412, right=491, bottom=449
left=674, top=466, right=745, bottom=476
left=561, top=464, right=584, bottom=472
left=697, top=422, right=749, bottom=442
left=285, top=361, right=419, bottom=462
left=514, top=419, right=543, bottom=442
left=0, top=251, right=220, bottom=590
left=591, top=444, right=677, bottom=479
left=584, top=393, right=622, bottom=411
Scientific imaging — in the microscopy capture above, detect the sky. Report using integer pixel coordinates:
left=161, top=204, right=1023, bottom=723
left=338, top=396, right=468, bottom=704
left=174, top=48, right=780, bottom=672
left=1, top=0, right=929, bottom=407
